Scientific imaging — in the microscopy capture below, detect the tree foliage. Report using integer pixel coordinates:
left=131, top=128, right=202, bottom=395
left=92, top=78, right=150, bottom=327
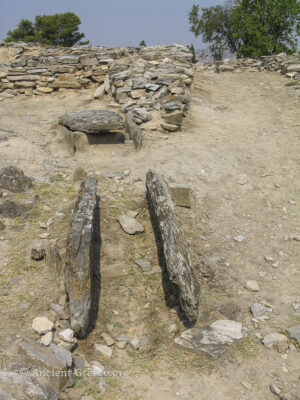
left=189, top=0, right=300, bottom=59
left=5, top=12, right=87, bottom=47
left=139, top=40, right=147, bottom=47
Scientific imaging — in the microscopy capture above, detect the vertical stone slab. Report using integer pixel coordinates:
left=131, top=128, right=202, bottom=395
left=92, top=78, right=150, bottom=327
left=64, top=177, right=99, bottom=337
left=125, top=111, right=142, bottom=150
left=146, top=169, right=200, bottom=324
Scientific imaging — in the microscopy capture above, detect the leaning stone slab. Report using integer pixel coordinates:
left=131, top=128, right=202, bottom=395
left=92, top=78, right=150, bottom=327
left=169, top=184, right=191, bottom=208
left=64, top=177, right=99, bottom=337
left=124, top=112, right=142, bottom=150
left=174, top=320, right=243, bottom=358
left=62, top=127, right=89, bottom=155
left=0, top=166, right=32, bottom=192
left=0, top=370, right=60, bottom=400
left=61, top=110, right=124, bottom=134
left=18, top=336, right=69, bottom=391
left=146, top=169, right=199, bottom=323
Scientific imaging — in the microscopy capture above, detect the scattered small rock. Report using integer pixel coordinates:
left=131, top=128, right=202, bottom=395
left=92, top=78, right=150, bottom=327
left=233, top=235, right=244, bottom=242
left=135, top=259, right=151, bottom=271
left=129, top=337, right=140, bottom=350
left=245, top=280, right=259, bottom=292
left=101, top=333, right=114, bottom=346
left=59, top=328, right=75, bottom=343
left=32, top=316, right=54, bottom=334
left=288, top=325, right=300, bottom=344
left=31, top=241, right=47, bottom=260
left=41, top=331, right=53, bottom=346
left=94, top=343, right=113, bottom=358
left=262, top=333, right=288, bottom=348
left=250, top=303, right=266, bottom=318
left=270, top=384, right=281, bottom=395
left=118, top=214, right=144, bottom=235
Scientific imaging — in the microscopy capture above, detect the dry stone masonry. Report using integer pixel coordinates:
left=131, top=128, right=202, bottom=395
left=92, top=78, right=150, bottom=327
left=200, top=52, right=300, bottom=89
left=0, top=42, right=195, bottom=133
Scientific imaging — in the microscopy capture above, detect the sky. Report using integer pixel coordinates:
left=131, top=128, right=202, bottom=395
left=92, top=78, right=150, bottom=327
left=0, top=0, right=222, bottom=49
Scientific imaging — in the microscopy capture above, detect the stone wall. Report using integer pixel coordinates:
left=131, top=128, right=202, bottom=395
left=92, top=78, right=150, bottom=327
left=0, top=42, right=195, bottom=132
left=198, top=52, right=300, bottom=87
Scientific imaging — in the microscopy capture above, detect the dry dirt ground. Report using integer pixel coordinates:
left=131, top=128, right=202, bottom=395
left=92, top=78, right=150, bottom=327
left=0, top=68, right=299, bottom=400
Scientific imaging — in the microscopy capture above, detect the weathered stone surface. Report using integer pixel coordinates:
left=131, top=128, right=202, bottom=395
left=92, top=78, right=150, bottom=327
left=132, top=108, right=152, bottom=124
left=61, top=110, right=124, bottom=133
left=31, top=241, right=47, bottom=260
left=288, top=325, right=300, bottom=344
left=124, top=112, right=142, bottom=150
left=46, top=241, right=64, bottom=287
left=94, top=343, right=112, bottom=358
left=162, top=110, right=183, bottom=126
left=135, top=259, right=151, bottom=271
left=161, top=122, right=179, bottom=132
left=175, top=320, right=243, bottom=358
left=64, top=177, right=99, bottom=337
left=169, top=184, right=191, bottom=208
left=62, top=127, right=89, bottom=155
left=50, top=344, right=72, bottom=367
left=118, top=214, right=144, bottom=235
left=18, top=336, right=69, bottom=391
left=0, top=166, right=32, bottom=192
left=93, top=84, right=105, bottom=99
left=32, top=316, right=54, bottom=334
left=0, top=370, right=60, bottom=400
left=146, top=169, right=200, bottom=323
left=0, top=199, right=29, bottom=218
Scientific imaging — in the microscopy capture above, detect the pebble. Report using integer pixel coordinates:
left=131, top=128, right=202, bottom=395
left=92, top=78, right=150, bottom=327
left=41, top=331, right=53, bottom=346
left=116, top=333, right=128, bottom=342
left=233, top=235, right=244, bottom=242
left=32, top=316, right=54, bottom=335
left=101, top=333, right=114, bottom=346
left=59, top=328, right=75, bottom=343
left=270, top=384, right=281, bottom=395
left=288, top=325, right=300, bottom=344
left=241, top=381, right=251, bottom=390
left=168, top=324, right=178, bottom=334
left=135, top=259, right=151, bottom=271
left=245, top=280, right=259, bottom=291
left=264, top=256, right=274, bottom=263
left=94, top=343, right=113, bottom=358
left=90, top=360, right=105, bottom=376
left=129, top=337, right=140, bottom=350
left=250, top=303, right=266, bottom=318
left=262, top=333, right=287, bottom=347
left=292, top=303, right=300, bottom=312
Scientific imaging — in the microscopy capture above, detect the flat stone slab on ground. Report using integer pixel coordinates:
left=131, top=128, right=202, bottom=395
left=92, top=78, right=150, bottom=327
left=118, top=214, right=144, bottom=235
left=174, top=320, right=243, bottom=358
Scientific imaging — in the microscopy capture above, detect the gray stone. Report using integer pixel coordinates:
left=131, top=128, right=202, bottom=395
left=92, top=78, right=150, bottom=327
left=124, top=112, right=142, bottom=150
left=233, top=235, right=245, bottom=242
left=132, top=77, right=147, bottom=89
left=162, top=110, right=183, bottom=126
left=129, top=338, right=140, bottom=350
left=93, top=84, right=105, bottom=99
left=0, top=199, right=28, bottom=218
left=41, top=332, right=53, bottom=347
left=270, top=384, right=281, bottom=395
left=132, top=108, right=152, bottom=124
left=135, top=259, right=151, bottom=271
left=63, top=127, right=89, bottom=155
left=0, top=166, right=32, bottom=192
left=61, top=110, right=124, bottom=133
left=46, top=242, right=64, bottom=286
left=118, top=214, right=144, bottom=235
left=116, top=334, right=128, bottom=342
left=58, top=328, right=75, bottom=343
left=31, top=241, right=47, bottom=260
left=262, top=333, right=288, bottom=346
left=250, top=303, right=267, bottom=318
left=146, top=169, right=200, bottom=323
left=169, top=184, right=191, bottom=208
left=94, top=343, right=112, bottom=358
left=0, top=370, right=60, bottom=400
left=50, top=343, right=73, bottom=367
left=175, top=320, right=243, bottom=358
left=145, top=83, right=160, bottom=91
left=64, top=177, right=99, bottom=338
left=288, top=325, right=300, bottom=344
left=245, top=280, right=259, bottom=291
left=161, top=122, right=179, bottom=132
left=18, top=336, right=69, bottom=391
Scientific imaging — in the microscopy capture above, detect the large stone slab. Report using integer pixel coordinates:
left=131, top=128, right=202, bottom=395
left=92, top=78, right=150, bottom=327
left=18, top=336, right=69, bottom=391
left=0, top=370, right=60, bottom=400
left=61, top=110, right=124, bottom=134
left=146, top=169, right=199, bottom=323
left=64, top=177, right=100, bottom=337
left=174, top=320, right=243, bottom=358
left=0, top=166, right=32, bottom=192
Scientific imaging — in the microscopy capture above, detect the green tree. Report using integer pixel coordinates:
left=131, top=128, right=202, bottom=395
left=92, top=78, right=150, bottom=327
left=189, top=0, right=300, bottom=59
left=5, top=19, right=36, bottom=42
left=139, top=40, right=147, bottom=47
left=5, top=12, right=87, bottom=47
left=188, top=44, right=197, bottom=63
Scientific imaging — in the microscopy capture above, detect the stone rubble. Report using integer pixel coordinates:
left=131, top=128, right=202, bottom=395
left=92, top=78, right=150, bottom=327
left=0, top=42, right=195, bottom=133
